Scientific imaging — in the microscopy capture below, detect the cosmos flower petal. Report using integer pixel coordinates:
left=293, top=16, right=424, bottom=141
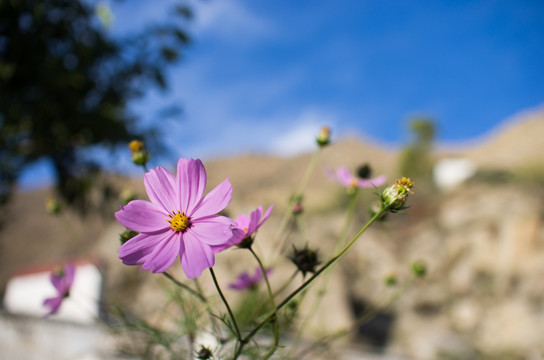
left=43, top=296, right=63, bottom=316
left=119, top=232, right=165, bottom=265
left=211, top=228, right=245, bottom=253
left=258, top=205, right=274, bottom=228
left=181, top=235, right=214, bottom=279
left=323, top=166, right=336, bottom=181
left=144, top=166, right=177, bottom=211
left=234, top=214, right=251, bottom=231
left=357, top=174, right=387, bottom=188
left=189, top=216, right=235, bottom=246
left=191, top=178, right=232, bottom=218
left=115, top=200, right=170, bottom=233
left=336, top=166, right=354, bottom=186
left=177, top=158, right=207, bottom=212
left=140, top=232, right=180, bottom=273
left=247, top=206, right=263, bottom=234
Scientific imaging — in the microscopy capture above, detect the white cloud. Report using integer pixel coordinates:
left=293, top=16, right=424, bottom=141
left=190, top=0, right=275, bottom=41
left=267, top=110, right=336, bottom=157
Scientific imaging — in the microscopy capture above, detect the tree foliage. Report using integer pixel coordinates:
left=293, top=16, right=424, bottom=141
left=0, top=0, right=191, bottom=210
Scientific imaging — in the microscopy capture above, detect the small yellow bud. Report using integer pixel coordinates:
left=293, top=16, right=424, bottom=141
left=45, top=197, right=62, bottom=215
left=381, top=177, right=414, bottom=211
left=128, top=140, right=149, bottom=166
left=316, top=126, right=331, bottom=147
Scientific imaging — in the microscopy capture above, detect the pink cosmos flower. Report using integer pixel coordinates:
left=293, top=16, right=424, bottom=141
left=43, top=264, right=75, bottom=316
left=212, top=205, right=273, bottom=252
left=324, top=166, right=387, bottom=189
left=115, top=157, right=235, bottom=278
left=229, top=267, right=273, bottom=290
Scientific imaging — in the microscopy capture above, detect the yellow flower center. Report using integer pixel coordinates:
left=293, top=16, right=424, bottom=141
left=168, top=211, right=191, bottom=232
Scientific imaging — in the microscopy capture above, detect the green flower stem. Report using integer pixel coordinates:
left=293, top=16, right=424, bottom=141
left=235, top=207, right=386, bottom=358
left=292, top=189, right=360, bottom=345
left=162, top=272, right=207, bottom=303
left=209, top=268, right=242, bottom=342
left=296, top=276, right=417, bottom=359
left=249, top=247, right=279, bottom=359
left=273, top=269, right=298, bottom=297
left=271, top=149, right=323, bottom=266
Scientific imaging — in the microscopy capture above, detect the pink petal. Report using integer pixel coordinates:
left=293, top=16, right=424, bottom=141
left=211, top=228, right=245, bottom=253
left=177, top=158, right=207, bottom=213
left=323, top=166, right=336, bottom=181
left=357, top=174, right=387, bottom=188
left=119, top=231, right=167, bottom=266
left=43, top=296, right=63, bottom=316
left=235, top=214, right=251, bottom=231
left=336, top=166, right=354, bottom=187
left=191, top=178, right=232, bottom=219
left=247, top=206, right=263, bottom=235
left=140, top=231, right=180, bottom=273
left=115, top=200, right=170, bottom=233
left=258, top=205, right=274, bottom=228
left=144, top=166, right=177, bottom=212
left=180, top=234, right=214, bottom=279
left=189, top=215, right=235, bottom=246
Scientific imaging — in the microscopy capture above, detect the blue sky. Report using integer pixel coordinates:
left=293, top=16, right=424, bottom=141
left=19, top=0, right=544, bottom=187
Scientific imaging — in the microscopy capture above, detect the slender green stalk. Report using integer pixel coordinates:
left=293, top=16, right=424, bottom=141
left=296, top=276, right=416, bottom=359
left=249, top=248, right=279, bottom=359
left=235, top=207, right=387, bottom=358
left=273, top=149, right=322, bottom=258
left=162, top=272, right=207, bottom=303
left=209, top=268, right=242, bottom=342
left=291, top=189, right=360, bottom=345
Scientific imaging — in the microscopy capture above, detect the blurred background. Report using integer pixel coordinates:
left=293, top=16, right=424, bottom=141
left=1, top=0, right=543, bottom=359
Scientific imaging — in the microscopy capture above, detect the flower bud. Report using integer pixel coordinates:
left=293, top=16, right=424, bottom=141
left=45, top=197, right=62, bottom=215
left=128, top=140, right=149, bottom=166
left=411, top=260, right=427, bottom=277
left=195, top=345, right=213, bottom=360
left=381, top=177, right=414, bottom=211
left=316, top=126, right=331, bottom=147
left=120, top=229, right=138, bottom=245
left=292, top=202, right=303, bottom=215
left=384, top=273, right=397, bottom=286
left=289, top=245, right=320, bottom=277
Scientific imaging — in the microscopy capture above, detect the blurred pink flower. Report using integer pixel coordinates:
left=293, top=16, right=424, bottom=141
left=212, top=205, right=273, bottom=252
left=324, top=166, right=386, bottom=189
left=43, top=263, right=75, bottom=316
left=229, top=267, right=272, bottom=290
left=115, top=157, right=235, bottom=278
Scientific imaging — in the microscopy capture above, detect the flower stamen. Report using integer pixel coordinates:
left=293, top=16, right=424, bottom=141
left=168, top=211, right=191, bottom=232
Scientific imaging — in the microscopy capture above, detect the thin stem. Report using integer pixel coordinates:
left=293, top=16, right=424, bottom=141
left=249, top=247, right=279, bottom=359
left=294, top=189, right=361, bottom=343
left=209, top=268, right=242, bottom=342
left=162, top=272, right=207, bottom=303
left=296, top=276, right=416, bottom=359
left=239, top=207, right=387, bottom=352
left=273, top=149, right=322, bottom=257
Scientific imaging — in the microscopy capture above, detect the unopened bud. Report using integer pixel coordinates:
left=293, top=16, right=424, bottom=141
left=289, top=245, right=320, bottom=277
left=128, top=140, right=149, bottom=166
left=381, top=177, right=414, bottom=211
left=411, top=260, right=427, bottom=277
left=120, top=229, right=138, bottom=245
left=45, top=197, right=62, bottom=215
left=384, top=273, right=397, bottom=286
left=195, top=345, right=213, bottom=360
left=316, top=126, right=331, bottom=147
left=292, top=202, right=303, bottom=215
